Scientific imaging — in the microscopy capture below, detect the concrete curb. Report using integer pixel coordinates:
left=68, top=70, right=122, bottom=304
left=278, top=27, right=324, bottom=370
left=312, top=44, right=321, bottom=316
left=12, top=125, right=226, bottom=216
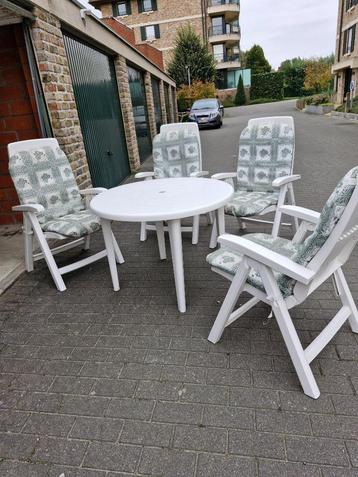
left=331, top=111, right=358, bottom=122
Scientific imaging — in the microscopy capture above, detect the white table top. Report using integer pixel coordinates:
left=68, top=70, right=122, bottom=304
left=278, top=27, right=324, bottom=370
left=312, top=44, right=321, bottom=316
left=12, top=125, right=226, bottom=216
left=90, top=177, right=234, bottom=222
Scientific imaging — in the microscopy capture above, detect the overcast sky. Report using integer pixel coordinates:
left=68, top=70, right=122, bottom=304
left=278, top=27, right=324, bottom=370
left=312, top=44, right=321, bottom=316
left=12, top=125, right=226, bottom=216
left=240, top=0, right=338, bottom=69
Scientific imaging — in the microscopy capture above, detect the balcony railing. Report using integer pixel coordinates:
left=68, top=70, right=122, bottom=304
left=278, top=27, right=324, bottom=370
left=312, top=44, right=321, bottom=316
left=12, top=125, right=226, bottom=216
left=208, top=22, right=240, bottom=37
left=213, top=53, right=240, bottom=63
left=208, top=0, right=240, bottom=6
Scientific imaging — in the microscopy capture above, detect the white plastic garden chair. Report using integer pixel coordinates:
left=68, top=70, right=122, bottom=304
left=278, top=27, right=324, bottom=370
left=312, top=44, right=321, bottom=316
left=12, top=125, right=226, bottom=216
left=206, top=166, right=358, bottom=399
left=210, top=116, right=300, bottom=248
left=135, top=122, right=212, bottom=246
left=8, top=138, right=124, bottom=292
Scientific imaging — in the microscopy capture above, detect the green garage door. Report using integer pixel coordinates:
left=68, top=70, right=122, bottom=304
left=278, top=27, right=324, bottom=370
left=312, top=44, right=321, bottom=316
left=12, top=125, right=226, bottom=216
left=63, top=33, right=129, bottom=188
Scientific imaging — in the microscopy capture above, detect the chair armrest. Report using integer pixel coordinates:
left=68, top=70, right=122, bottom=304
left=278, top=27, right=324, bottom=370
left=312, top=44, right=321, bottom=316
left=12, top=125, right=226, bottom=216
left=79, top=187, right=107, bottom=196
left=278, top=205, right=320, bottom=224
left=12, top=204, right=44, bottom=214
left=218, top=234, right=315, bottom=285
left=190, top=171, right=210, bottom=178
left=135, top=172, right=155, bottom=180
left=211, top=172, right=237, bottom=181
left=272, top=174, right=301, bottom=188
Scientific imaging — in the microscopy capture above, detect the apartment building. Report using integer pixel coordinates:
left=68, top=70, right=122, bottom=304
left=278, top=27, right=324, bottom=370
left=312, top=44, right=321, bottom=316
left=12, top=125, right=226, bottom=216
left=90, top=0, right=242, bottom=89
left=333, top=0, right=358, bottom=103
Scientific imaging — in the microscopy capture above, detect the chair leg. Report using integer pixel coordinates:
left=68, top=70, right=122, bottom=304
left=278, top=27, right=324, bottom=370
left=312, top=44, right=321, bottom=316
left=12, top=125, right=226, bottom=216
left=209, top=217, right=218, bottom=249
left=334, top=268, right=358, bottom=333
left=259, top=265, right=320, bottom=399
left=101, top=219, right=120, bottom=291
left=111, top=232, right=125, bottom=264
left=29, top=214, right=66, bottom=292
left=208, top=261, right=250, bottom=343
left=23, top=213, right=34, bottom=272
left=155, top=221, right=167, bottom=260
left=207, top=212, right=214, bottom=225
left=84, top=235, right=90, bottom=251
left=192, top=215, right=200, bottom=245
left=140, top=222, right=148, bottom=241
left=237, top=217, right=246, bottom=231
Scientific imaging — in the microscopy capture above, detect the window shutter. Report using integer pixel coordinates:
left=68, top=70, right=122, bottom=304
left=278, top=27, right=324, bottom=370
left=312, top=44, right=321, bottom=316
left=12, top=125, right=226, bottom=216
left=351, top=25, right=356, bottom=53
left=138, top=0, right=144, bottom=13
left=152, top=0, right=158, bottom=11
left=112, top=3, right=118, bottom=16
left=127, top=0, right=132, bottom=14
left=154, top=24, right=160, bottom=39
left=140, top=26, right=146, bottom=41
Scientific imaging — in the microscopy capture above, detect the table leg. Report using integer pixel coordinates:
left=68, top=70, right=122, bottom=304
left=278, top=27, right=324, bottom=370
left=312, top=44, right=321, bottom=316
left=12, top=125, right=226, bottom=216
left=217, top=206, right=226, bottom=236
left=168, top=219, right=186, bottom=313
left=101, top=219, right=120, bottom=291
left=155, top=221, right=167, bottom=260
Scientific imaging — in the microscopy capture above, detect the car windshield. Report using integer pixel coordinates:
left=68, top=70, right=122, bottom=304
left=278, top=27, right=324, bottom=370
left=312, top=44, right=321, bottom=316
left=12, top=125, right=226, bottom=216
left=192, top=99, right=217, bottom=110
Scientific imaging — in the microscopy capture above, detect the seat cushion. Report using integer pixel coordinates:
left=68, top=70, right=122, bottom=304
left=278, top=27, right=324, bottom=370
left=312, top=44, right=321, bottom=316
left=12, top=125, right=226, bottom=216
left=41, top=209, right=101, bottom=238
left=207, top=233, right=300, bottom=297
left=225, top=190, right=279, bottom=217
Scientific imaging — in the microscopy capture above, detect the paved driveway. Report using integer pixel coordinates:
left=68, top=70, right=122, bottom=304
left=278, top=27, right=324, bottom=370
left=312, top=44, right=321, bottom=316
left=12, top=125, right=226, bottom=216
left=1, top=101, right=358, bottom=476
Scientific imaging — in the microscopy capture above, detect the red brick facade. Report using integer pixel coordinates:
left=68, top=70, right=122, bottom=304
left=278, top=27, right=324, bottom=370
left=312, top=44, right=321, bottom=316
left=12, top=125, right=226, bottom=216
left=0, top=25, right=42, bottom=225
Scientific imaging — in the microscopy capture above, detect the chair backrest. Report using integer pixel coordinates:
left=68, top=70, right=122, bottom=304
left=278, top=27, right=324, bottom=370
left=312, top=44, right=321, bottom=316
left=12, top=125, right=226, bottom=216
left=237, top=116, right=295, bottom=192
left=153, top=125, right=201, bottom=178
left=8, top=138, right=84, bottom=224
left=160, top=122, right=202, bottom=167
left=278, top=167, right=358, bottom=296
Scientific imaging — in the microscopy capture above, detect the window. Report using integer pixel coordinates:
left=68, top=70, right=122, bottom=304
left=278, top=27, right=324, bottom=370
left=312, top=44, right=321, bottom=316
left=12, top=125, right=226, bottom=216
left=140, top=24, right=160, bottom=40
left=138, top=0, right=157, bottom=13
left=346, top=0, right=358, bottom=11
left=343, top=25, right=356, bottom=54
left=113, top=1, right=131, bottom=16
left=213, top=44, right=224, bottom=62
left=211, top=16, right=224, bottom=35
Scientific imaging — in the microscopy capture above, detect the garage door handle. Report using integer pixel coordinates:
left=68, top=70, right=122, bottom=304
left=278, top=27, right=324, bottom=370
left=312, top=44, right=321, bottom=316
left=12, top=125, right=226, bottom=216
left=106, top=150, right=113, bottom=156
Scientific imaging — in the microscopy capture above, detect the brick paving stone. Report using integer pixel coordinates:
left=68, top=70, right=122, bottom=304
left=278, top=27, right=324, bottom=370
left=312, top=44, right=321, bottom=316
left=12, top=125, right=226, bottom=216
left=174, top=424, right=227, bottom=453
left=322, top=467, right=358, bottom=476
left=152, top=401, right=203, bottom=425
left=230, top=386, right=280, bottom=409
left=229, top=429, right=286, bottom=459
left=32, top=436, right=88, bottom=466
left=70, top=416, right=123, bottom=441
left=120, top=420, right=173, bottom=447
left=202, top=404, right=254, bottom=429
left=92, top=378, right=137, bottom=398
left=135, top=380, right=183, bottom=401
left=286, top=435, right=349, bottom=466
left=106, top=397, right=154, bottom=420
left=347, top=440, right=358, bottom=467
left=196, top=453, right=257, bottom=477
left=258, top=458, right=321, bottom=477
left=180, top=384, right=229, bottom=405
left=0, top=411, right=29, bottom=432
left=22, top=413, right=75, bottom=437
left=256, top=409, right=312, bottom=435
left=49, top=376, right=95, bottom=395
left=279, top=390, right=334, bottom=413
left=206, top=367, right=251, bottom=386
left=161, top=365, right=206, bottom=384
left=138, top=447, right=196, bottom=476
left=311, top=414, right=358, bottom=439
left=83, top=442, right=141, bottom=473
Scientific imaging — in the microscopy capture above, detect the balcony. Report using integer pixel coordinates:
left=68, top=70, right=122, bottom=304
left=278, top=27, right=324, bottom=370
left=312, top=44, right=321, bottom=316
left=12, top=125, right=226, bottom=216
left=208, top=0, right=240, bottom=22
left=214, top=52, right=241, bottom=70
left=208, top=22, right=241, bottom=46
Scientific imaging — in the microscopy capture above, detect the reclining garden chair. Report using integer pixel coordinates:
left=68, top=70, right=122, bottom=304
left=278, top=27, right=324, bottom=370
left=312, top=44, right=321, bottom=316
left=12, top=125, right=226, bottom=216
left=8, top=138, right=124, bottom=292
left=135, top=122, right=211, bottom=247
left=206, top=166, right=358, bottom=399
left=210, top=116, right=300, bottom=248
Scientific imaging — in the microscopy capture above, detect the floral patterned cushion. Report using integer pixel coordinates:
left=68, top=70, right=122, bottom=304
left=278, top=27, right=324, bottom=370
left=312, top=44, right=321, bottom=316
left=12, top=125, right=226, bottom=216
left=207, top=233, right=300, bottom=297
left=153, top=127, right=200, bottom=178
left=41, top=210, right=101, bottom=238
left=225, top=190, right=279, bottom=217
left=237, top=118, right=294, bottom=193
left=9, top=146, right=84, bottom=224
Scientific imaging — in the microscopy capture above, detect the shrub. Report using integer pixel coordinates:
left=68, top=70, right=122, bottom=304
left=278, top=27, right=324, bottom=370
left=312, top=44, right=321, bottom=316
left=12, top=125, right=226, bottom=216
left=177, top=81, right=216, bottom=111
left=250, top=71, right=284, bottom=101
left=249, top=98, right=279, bottom=105
left=304, top=93, right=331, bottom=106
left=235, top=75, right=246, bottom=106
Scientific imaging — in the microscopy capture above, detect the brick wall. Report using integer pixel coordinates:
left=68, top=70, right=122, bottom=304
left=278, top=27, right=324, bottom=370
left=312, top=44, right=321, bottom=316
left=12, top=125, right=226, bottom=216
left=144, top=72, right=158, bottom=138
left=114, top=55, right=141, bottom=171
left=0, top=24, right=42, bottom=225
left=159, top=79, right=168, bottom=124
left=31, top=7, right=92, bottom=189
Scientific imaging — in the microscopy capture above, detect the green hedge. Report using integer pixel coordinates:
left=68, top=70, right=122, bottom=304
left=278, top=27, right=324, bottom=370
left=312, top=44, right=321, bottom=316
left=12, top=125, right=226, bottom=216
left=251, top=71, right=284, bottom=101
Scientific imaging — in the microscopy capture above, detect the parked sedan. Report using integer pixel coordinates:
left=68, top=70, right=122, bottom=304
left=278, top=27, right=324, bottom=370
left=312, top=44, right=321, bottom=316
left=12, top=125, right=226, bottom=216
left=188, top=98, right=224, bottom=128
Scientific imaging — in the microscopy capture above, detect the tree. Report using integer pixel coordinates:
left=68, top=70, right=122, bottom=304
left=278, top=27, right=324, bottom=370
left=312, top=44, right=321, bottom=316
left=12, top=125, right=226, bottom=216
left=304, top=58, right=333, bottom=93
left=235, top=75, right=246, bottom=105
left=279, top=57, right=306, bottom=97
left=167, top=25, right=216, bottom=87
left=245, top=45, right=271, bottom=75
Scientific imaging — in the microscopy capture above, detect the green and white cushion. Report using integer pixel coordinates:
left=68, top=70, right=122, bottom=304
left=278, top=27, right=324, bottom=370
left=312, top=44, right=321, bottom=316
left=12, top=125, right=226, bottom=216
left=225, top=190, right=279, bottom=217
left=237, top=118, right=295, bottom=193
left=207, top=233, right=300, bottom=297
left=9, top=146, right=84, bottom=225
left=41, top=209, right=101, bottom=239
left=208, top=167, right=358, bottom=297
left=152, top=127, right=200, bottom=178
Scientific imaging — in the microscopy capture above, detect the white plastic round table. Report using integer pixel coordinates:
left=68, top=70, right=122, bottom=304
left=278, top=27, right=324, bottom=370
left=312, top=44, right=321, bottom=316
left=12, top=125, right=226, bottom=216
left=91, top=177, right=234, bottom=313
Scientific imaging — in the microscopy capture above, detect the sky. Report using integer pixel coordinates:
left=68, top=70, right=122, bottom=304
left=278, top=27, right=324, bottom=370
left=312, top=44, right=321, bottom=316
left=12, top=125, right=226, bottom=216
left=240, top=0, right=338, bottom=69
